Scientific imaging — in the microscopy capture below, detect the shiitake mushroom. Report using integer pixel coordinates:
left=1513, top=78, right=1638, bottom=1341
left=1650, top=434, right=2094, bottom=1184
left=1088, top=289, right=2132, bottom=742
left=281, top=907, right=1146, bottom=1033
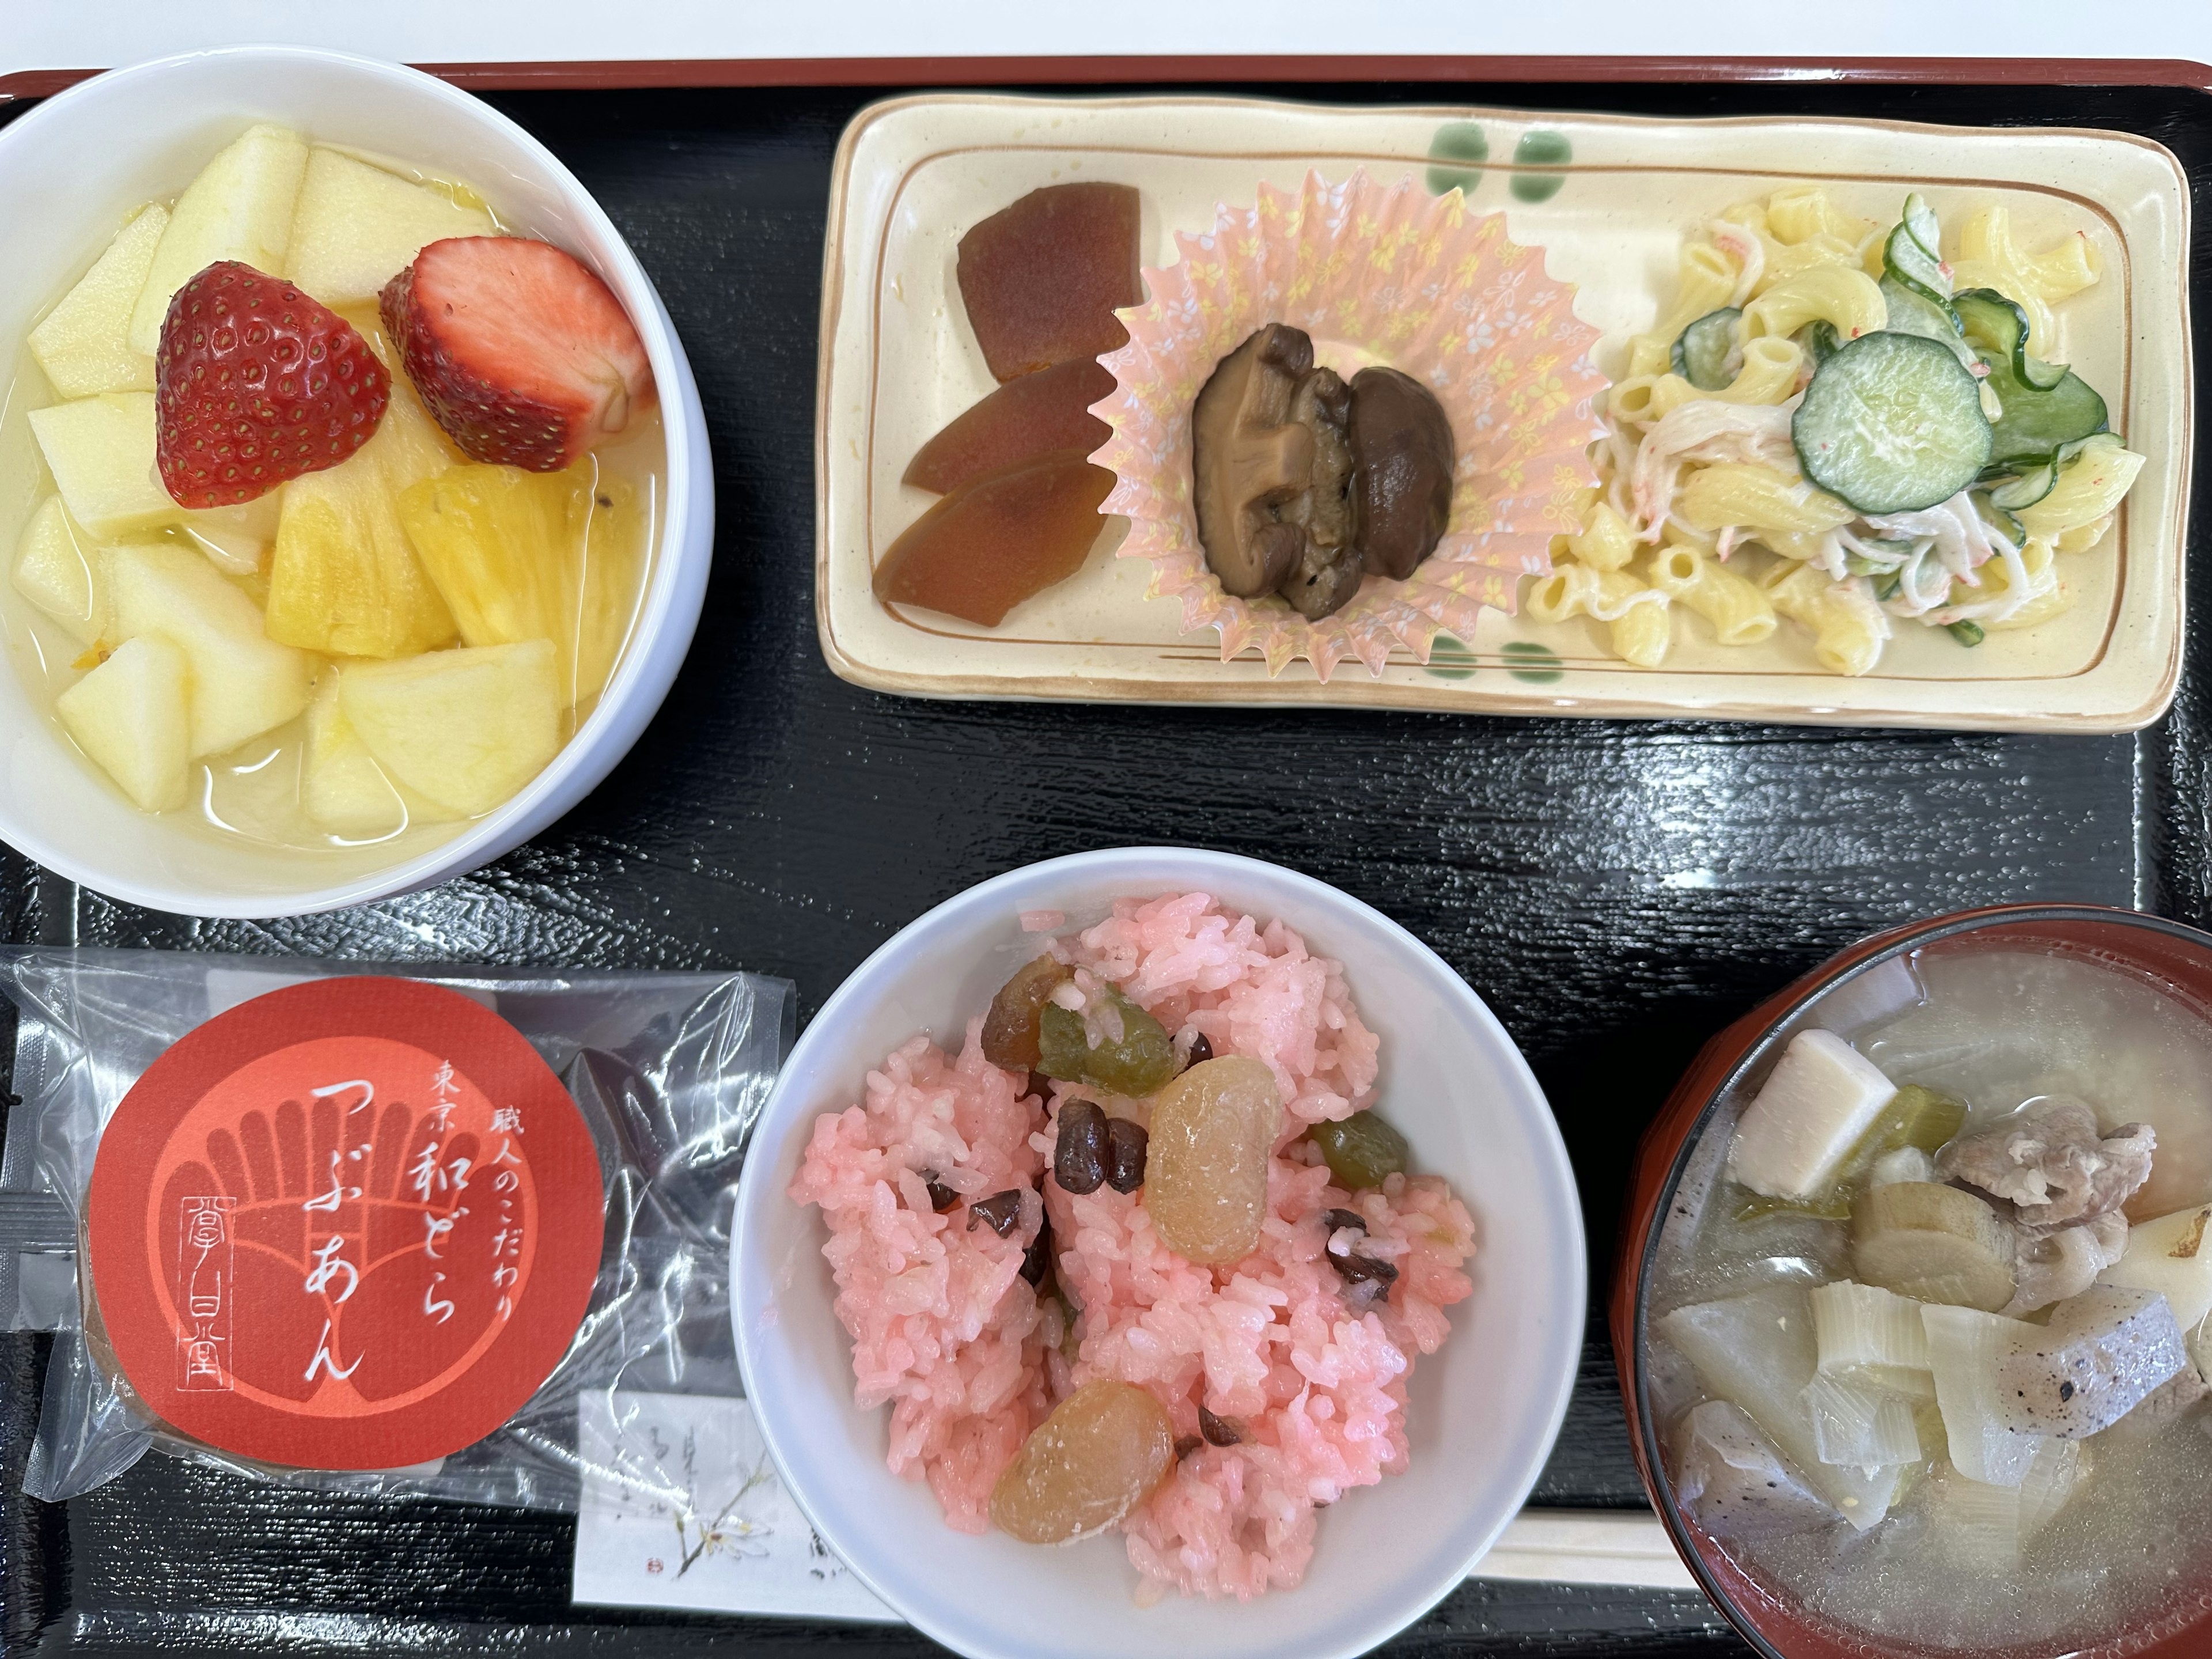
left=1191, top=325, right=1455, bottom=619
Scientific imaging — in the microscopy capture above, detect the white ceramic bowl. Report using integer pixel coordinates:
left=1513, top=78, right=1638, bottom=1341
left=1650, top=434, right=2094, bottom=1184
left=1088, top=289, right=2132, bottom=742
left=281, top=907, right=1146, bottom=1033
left=0, top=45, right=711, bottom=918
left=733, top=847, right=1586, bottom=1659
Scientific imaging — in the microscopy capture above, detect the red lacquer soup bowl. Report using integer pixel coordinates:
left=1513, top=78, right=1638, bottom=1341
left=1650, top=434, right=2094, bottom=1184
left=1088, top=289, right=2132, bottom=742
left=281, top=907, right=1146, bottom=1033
left=1611, top=904, right=2212, bottom=1659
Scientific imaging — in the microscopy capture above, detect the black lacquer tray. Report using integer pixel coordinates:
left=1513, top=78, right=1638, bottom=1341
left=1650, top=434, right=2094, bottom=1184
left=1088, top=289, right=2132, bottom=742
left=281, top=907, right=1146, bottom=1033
left=3, top=60, right=2210, bottom=1659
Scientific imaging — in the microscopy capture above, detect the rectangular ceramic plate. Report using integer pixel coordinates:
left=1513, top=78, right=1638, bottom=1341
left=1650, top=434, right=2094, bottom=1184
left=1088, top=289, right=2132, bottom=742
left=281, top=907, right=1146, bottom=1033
left=816, top=92, right=2193, bottom=730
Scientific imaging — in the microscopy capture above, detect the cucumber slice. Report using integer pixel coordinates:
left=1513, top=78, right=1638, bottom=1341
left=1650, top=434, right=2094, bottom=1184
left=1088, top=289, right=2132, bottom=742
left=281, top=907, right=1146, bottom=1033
left=1671, top=308, right=1744, bottom=391
left=1884, top=206, right=1951, bottom=307
left=1986, top=435, right=2101, bottom=514
left=1986, top=463, right=2056, bottom=512
left=1972, top=493, right=2031, bottom=547
left=1979, top=351, right=2109, bottom=469
left=1794, top=331, right=1994, bottom=515
left=1946, top=620, right=1986, bottom=647
left=1953, top=287, right=2069, bottom=392
left=1796, top=320, right=1842, bottom=366
left=1876, top=275, right=1979, bottom=380
left=1903, top=193, right=1945, bottom=263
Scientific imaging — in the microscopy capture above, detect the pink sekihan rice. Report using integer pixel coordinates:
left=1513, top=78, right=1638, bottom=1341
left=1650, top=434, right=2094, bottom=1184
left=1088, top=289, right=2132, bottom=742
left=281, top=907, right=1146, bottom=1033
left=790, top=891, right=1476, bottom=1599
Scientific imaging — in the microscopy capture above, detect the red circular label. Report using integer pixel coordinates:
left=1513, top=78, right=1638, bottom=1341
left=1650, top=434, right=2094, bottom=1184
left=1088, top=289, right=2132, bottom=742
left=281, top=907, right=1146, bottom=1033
left=86, top=977, right=604, bottom=1471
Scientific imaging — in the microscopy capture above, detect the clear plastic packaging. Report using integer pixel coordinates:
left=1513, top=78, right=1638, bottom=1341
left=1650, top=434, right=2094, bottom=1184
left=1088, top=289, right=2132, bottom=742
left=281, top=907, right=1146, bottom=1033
left=0, top=948, right=793, bottom=1511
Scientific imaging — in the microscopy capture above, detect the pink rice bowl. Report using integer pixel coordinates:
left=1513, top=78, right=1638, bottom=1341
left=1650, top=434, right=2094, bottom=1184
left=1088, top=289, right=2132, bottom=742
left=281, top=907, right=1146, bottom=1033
left=791, top=892, right=1476, bottom=1599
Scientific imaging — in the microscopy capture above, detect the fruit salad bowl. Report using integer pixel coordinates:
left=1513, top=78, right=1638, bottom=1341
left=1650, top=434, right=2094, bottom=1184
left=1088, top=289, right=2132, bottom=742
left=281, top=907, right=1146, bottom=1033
left=0, top=45, right=711, bottom=917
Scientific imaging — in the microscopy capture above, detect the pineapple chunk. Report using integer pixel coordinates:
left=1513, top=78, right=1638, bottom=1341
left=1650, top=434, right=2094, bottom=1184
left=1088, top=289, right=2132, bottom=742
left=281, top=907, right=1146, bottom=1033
left=28, top=203, right=168, bottom=397
left=28, top=393, right=178, bottom=539
left=127, top=124, right=309, bottom=354
left=568, top=472, right=648, bottom=713
left=12, top=495, right=107, bottom=645
left=266, top=377, right=461, bottom=658
left=399, top=463, right=647, bottom=709
left=339, top=639, right=560, bottom=816
left=301, top=672, right=460, bottom=838
left=107, top=542, right=313, bottom=757
left=286, top=148, right=494, bottom=307
left=56, top=634, right=191, bottom=811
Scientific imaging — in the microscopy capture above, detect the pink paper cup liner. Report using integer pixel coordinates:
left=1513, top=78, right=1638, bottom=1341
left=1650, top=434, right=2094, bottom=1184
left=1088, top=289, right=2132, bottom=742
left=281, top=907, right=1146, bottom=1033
left=1093, top=169, right=1610, bottom=681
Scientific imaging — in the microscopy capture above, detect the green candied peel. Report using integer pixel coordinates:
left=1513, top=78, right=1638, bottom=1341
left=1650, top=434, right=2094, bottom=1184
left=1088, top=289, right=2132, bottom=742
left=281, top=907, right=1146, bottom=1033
left=1502, top=640, right=1565, bottom=683
left=1425, top=636, right=1478, bottom=680
left=1306, top=1109, right=1411, bottom=1190
left=1037, top=988, right=1179, bottom=1096
left=1425, top=122, right=1490, bottom=197
left=1730, top=1083, right=1966, bottom=1223
left=1510, top=130, right=1572, bottom=203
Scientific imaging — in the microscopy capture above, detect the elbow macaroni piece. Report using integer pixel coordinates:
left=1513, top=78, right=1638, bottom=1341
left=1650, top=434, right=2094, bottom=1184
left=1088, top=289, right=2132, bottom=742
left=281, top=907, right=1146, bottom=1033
left=2055, top=512, right=2115, bottom=556
left=1649, top=242, right=1743, bottom=347
left=1596, top=569, right=1671, bottom=668
left=1523, top=563, right=1600, bottom=624
left=1610, top=339, right=1802, bottom=426
left=1766, top=564, right=1889, bottom=676
left=1677, top=462, right=1854, bottom=539
left=1743, top=266, right=1888, bottom=344
left=1987, top=540, right=2075, bottom=632
left=1649, top=542, right=1777, bottom=645
left=1568, top=501, right=1638, bottom=571
left=1765, top=185, right=1874, bottom=249
left=1753, top=233, right=1863, bottom=294
left=1717, top=337, right=1804, bottom=405
left=2017, top=437, right=2145, bottom=541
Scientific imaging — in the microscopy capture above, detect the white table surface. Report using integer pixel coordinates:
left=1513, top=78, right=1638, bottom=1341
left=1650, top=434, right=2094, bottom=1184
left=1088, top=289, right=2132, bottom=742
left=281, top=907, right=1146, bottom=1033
left=3, top=0, right=2209, bottom=75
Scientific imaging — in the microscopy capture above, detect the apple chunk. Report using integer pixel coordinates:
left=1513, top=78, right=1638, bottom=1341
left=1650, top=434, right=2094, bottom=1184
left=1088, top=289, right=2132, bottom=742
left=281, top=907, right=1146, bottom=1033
left=28, top=393, right=179, bottom=539
left=127, top=123, right=309, bottom=354
left=12, top=495, right=107, bottom=645
left=301, top=673, right=462, bottom=838
left=107, top=542, right=313, bottom=757
left=339, top=640, right=561, bottom=817
left=29, top=203, right=168, bottom=397
left=57, top=635, right=191, bottom=811
left=286, top=147, right=494, bottom=307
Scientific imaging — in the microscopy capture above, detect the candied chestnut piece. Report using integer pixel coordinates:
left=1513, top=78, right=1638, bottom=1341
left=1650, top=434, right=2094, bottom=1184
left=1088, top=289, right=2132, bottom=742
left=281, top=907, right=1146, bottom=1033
left=904, top=358, right=1118, bottom=496
left=1348, top=366, right=1455, bottom=580
left=872, top=450, right=1113, bottom=627
left=956, top=183, right=1142, bottom=383
left=1144, top=1056, right=1281, bottom=1264
left=982, top=955, right=1074, bottom=1071
left=989, top=1378, right=1175, bottom=1544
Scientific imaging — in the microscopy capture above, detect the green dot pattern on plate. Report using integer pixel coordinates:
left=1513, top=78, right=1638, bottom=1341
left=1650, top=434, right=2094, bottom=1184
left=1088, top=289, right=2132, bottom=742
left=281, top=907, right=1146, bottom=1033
left=1502, top=641, right=1565, bottom=683
left=1424, top=637, right=1478, bottom=680
left=1425, top=122, right=1489, bottom=197
left=1510, top=131, right=1571, bottom=203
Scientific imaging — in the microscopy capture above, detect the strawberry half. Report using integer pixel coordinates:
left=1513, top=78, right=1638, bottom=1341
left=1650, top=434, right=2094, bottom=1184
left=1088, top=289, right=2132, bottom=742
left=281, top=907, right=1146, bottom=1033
left=380, top=237, right=653, bottom=472
left=154, top=262, right=391, bottom=508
